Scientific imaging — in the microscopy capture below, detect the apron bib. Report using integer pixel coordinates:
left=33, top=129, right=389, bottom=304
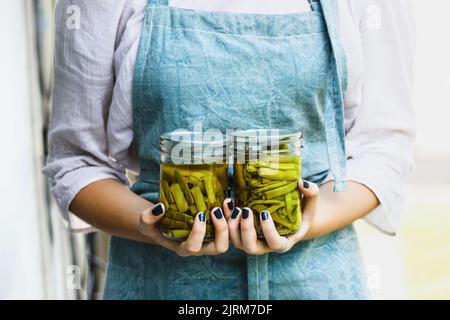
left=104, top=0, right=367, bottom=300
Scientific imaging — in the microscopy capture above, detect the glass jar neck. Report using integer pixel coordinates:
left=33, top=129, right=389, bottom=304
left=160, top=130, right=230, bottom=164
left=232, top=129, right=302, bottom=164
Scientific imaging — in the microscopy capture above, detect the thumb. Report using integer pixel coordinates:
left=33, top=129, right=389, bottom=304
left=295, top=180, right=319, bottom=240
left=298, top=179, right=319, bottom=218
left=297, top=179, right=319, bottom=213
left=140, top=202, right=166, bottom=227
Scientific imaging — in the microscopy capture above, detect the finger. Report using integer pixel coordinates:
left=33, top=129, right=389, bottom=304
left=203, top=207, right=229, bottom=255
left=295, top=180, right=319, bottom=242
left=259, top=211, right=288, bottom=252
left=223, top=198, right=234, bottom=220
left=240, top=208, right=259, bottom=254
left=228, top=207, right=243, bottom=249
left=138, top=203, right=166, bottom=235
left=298, top=180, right=319, bottom=213
left=180, top=212, right=206, bottom=254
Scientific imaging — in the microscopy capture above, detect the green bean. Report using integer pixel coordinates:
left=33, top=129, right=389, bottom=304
left=160, top=186, right=169, bottom=209
left=162, top=165, right=208, bottom=181
left=189, top=205, right=198, bottom=214
left=255, top=161, right=297, bottom=171
left=191, top=186, right=207, bottom=213
left=285, top=192, right=292, bottom=216
left=277, top=227, right=297, bottom=236
left=287, top=191, right=301, bottom=224
left=161, top=228, right=191, bottom=239
left=186, top=175, right=205, bottom=193
left=170, top=183, right=189, bottom=213
left=251, top=204, right=267, bottom=213
left=270, top=212, right=295, bottom=229
left=289, top=204, right=301, bottom=226
left=254, top=181, right=288, bottom=194
left=264, top=182, right=298, bottom=199
left=159, top=217, right=190, bottom=230
left=290, top=190, right=300, bottom=200
left=175, top=169, right=194, bottom=205
left=248, top=178, right=272, bottom=187
left=162, top=180, right=174, bottom=203
left=213, top=175, right=224, bottom=199
left=203, top=174, right=216, bottom=207
left=267, top=155, right=300, bottom=164
left=266, top=203, right=285, bottom=214
left=213, top=166, right=228, bottom=189
left=247, top=199, right=283, bottom=208
left=162, top=225, right=214, bottom=240
left=258, top=167, right=299, bottom=181
left=160, top=216, right=213, bottom=232
left=164, top=209, right=195, bottom=225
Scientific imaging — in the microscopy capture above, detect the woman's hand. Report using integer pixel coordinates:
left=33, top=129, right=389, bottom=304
left=71, top=178, right=377, bottom=256
left=139, top=200, right=231, bottom=257
left=227, top=180, right=319, bottom=255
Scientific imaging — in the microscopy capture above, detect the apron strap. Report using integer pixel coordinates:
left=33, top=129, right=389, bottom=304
left=320, top=0, right=348, bottom=192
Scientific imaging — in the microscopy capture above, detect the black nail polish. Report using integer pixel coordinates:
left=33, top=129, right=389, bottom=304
left=261, top=211, right=269, bottom=221
left=231, top=208, right=240, bottom=219
left=152, top=203, right=164, bottom=216
left=199, top=212, right=206, bottom=222
left=213, top=208, right=223, bottom=219
left=227, top=200, right=234, bottom=211
left=242, top=208, right=250, bottom=219
left=303, top=181, right=310, bottom=189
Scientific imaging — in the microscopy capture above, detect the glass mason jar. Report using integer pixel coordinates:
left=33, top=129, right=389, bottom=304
left=159, top=130, right=230, bottom=241
left=233, top=129, right=303, bottom=238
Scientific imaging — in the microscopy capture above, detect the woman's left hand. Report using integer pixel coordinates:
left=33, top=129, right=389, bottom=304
left=227, top=180, right=319, bottom=255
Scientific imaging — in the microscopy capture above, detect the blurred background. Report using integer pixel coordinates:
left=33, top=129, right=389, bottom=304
left=0, top=0, right=449, bottom=299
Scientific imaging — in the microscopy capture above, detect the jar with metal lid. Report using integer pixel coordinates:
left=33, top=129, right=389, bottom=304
left=233, top=129, right=303, bottom=237
left=159, top=130, right=230, bottom=241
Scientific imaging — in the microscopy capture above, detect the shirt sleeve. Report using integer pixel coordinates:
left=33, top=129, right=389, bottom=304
left=341, top=0, right=416, bottom=234
left=42, top=0, right=145, bottom=232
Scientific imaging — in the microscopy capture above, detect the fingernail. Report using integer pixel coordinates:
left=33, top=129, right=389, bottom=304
left=213, top=208, right=223, bottom=219
left=303, top=180, right=310, bottom=189
left=198, top=212, right=206, bottom=222
left=260, top=211, right=269, bottom=221
left=242, top=208, right=250, bottom=219
left=227, top=199, right=234, bottom=211
left=152, top=203, right=164, bottom=216
left=231, top=208, right=240, bottom=219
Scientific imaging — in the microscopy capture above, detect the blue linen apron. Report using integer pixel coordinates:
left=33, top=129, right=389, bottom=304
left=103, top=0, right=367, bottom=300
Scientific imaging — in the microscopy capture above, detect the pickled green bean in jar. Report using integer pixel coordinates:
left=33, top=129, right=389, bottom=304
left=159, top=131, right=230, bottom=241
left=233, top=129, right=302, bottom=237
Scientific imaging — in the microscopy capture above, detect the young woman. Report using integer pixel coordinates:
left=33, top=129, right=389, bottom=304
left=44, top=0, right=415, bottom=299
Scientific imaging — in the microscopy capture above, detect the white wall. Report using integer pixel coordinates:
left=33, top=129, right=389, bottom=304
left=0, top=0, right=45, bottom=299
left=412, top=0, right=450, bottom=157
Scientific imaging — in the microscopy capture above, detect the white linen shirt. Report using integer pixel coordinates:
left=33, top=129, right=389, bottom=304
left=43, top=0, right=416, bottom=234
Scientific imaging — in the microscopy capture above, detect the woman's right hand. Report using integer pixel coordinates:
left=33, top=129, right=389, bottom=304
left=138, top=202, right=230, bottom=256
